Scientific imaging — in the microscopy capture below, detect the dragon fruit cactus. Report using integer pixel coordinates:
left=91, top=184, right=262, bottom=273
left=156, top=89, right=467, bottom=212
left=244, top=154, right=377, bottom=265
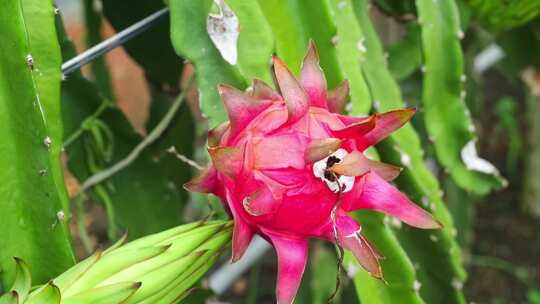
left=185, top=42, right=442, bottom=304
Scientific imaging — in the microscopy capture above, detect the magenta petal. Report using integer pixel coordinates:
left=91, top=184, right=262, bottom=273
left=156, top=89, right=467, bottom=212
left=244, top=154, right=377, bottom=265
left=208, top=146, right=243, bottom=179
left=358, top=172, right=442, bottom=229
left=305, top=138, right=343, bottom=163
left=226, top=190, right=255, bottom=262
left=254, top=133, right=307, bottom=170
left=267, top=234, right=308, bottom=304
left=243, top=186, right=278, bottom=216
left=252, top=79, right=281, bottom=101
left=208, top=121, right=230, bottom=147
left=331, top=151, right=402, bottom=181
left=231, top=218, right=254, bottom=262
left=273, top=56, right=310, bottom=124
left=357, top=108, right=416, bottom=150
left=218, top=84, right=273, bottom=136
left=327, top=80, right=349, bottom=113
left=183, top=166, right=218, bottom=194
left=327, top=115, right=376, bottom=139
left=300, top=41, right=327, bottom=109
left=336, top=216, right=383, bottom=279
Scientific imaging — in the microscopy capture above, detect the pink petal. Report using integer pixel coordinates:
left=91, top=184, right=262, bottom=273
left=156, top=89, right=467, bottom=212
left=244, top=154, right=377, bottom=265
left=231, top=218, right=254, bottom=262
left=367, top=161, right=402, bottom=181
left=305, top=138, right=343, bottom=163
left=336, top=113, right=365, bottom=126
left=254, top=133, right=307, bottom=170
left=208, top=146, right=243, bottom=179
left=253, top=170, right=289, bottom=200
left=218, top=84, right=273, bottom=137
left=357, top=172, right=442, bottom=229
left=226, top=190, right=255, bottom=262
left=327, top=115, right=376, bottom=139
left=272, top=56, right=309, bottom=124
left=335, top=216, right=383, bottom=279
left=300, top=40, right=327, bottom=109
left=330, top=151, right=401, bottom=181
left=327, top=80, right=349, bottom=113
left=330, top=150, right=370, bottom=176
left=357, top=108, right=416, bottom=150
left=208, top=121, right=230, bottom=147
left=183, top=166, right=218, bottom=193
left=266, top=234, right=308, bottom=304
left=243, top=185, right=278, bottom=216
left=252, top=79, right=281, bottom=101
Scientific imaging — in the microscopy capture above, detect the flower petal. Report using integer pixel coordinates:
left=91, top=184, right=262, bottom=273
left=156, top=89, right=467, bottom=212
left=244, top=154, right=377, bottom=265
left=357, top=108, right=416, bottom=150
left=300, top=40, right=327, bottom=109
left=305, top=138, right=343, bottom=163
left=218, top=84, right=273, bottom=136
left=272, top=56, right=309, bottom=124
left=357, top=172, right=442, bottom=229
left=327, top=80, right=349, bottom=113
left=208, top=121, right=230, bottom=147
left=254, top=133, right=307, bottom=170
left=330, top=151, right=401, bottom=181
left=252, top=79, right=281, bottom=101
left=266, top=234, right=308, bottom=304
left=183, top=166, right=218, bottom=193
left=225, top=190, right=255, bottom=262
left=208, top=146, right=243, bottom=179
left=327, top=115, right=376, bottom=139
left=243, top=185, right=278, bottom=216
left=336, top=216, right=383, bottom=279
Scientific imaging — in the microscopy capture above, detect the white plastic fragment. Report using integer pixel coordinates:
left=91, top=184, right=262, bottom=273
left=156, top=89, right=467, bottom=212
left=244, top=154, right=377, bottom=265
left=474, top=44, right=504, bottom=74
left=460, top=139, right=500, bottom=175
left=207, top=0, right=239, bottom=65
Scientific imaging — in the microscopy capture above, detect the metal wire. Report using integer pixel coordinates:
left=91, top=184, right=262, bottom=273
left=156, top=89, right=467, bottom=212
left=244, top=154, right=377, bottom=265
left=327, top=173, right=345, bottom=303
left=61, top=7, right=169, bottom=75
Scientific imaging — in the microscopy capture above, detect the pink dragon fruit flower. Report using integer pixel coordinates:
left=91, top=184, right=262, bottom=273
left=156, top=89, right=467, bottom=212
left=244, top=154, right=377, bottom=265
left=185, top=42, right=442, bottom=304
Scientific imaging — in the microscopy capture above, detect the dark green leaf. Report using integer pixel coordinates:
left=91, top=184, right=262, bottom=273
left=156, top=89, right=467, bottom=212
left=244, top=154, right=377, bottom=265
left=102, top=0, right=184, bottom=89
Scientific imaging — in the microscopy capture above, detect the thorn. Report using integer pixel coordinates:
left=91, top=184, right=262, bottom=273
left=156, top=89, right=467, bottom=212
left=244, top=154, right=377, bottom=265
left=25, top=54, right=34, bottom=70
left=331, top=35, right=339, bottom=46
left=356, top=39, right=367, bottom=53
left=43, top=136, right=52, bottom=149
left=57, top=210, right=65, bottom=222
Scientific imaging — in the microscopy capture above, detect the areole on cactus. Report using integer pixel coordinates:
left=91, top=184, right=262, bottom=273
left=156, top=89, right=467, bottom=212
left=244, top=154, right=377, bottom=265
left=185, top=41, right=442, bottom=304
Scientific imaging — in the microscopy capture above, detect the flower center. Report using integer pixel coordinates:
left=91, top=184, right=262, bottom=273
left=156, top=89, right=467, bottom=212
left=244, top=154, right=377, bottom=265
left=313, top=149, right=355, bottom=193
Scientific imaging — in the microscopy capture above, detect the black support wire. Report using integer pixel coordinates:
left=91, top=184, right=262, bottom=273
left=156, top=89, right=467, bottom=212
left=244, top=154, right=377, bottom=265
left=61, top=7, right=169, bottom=75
